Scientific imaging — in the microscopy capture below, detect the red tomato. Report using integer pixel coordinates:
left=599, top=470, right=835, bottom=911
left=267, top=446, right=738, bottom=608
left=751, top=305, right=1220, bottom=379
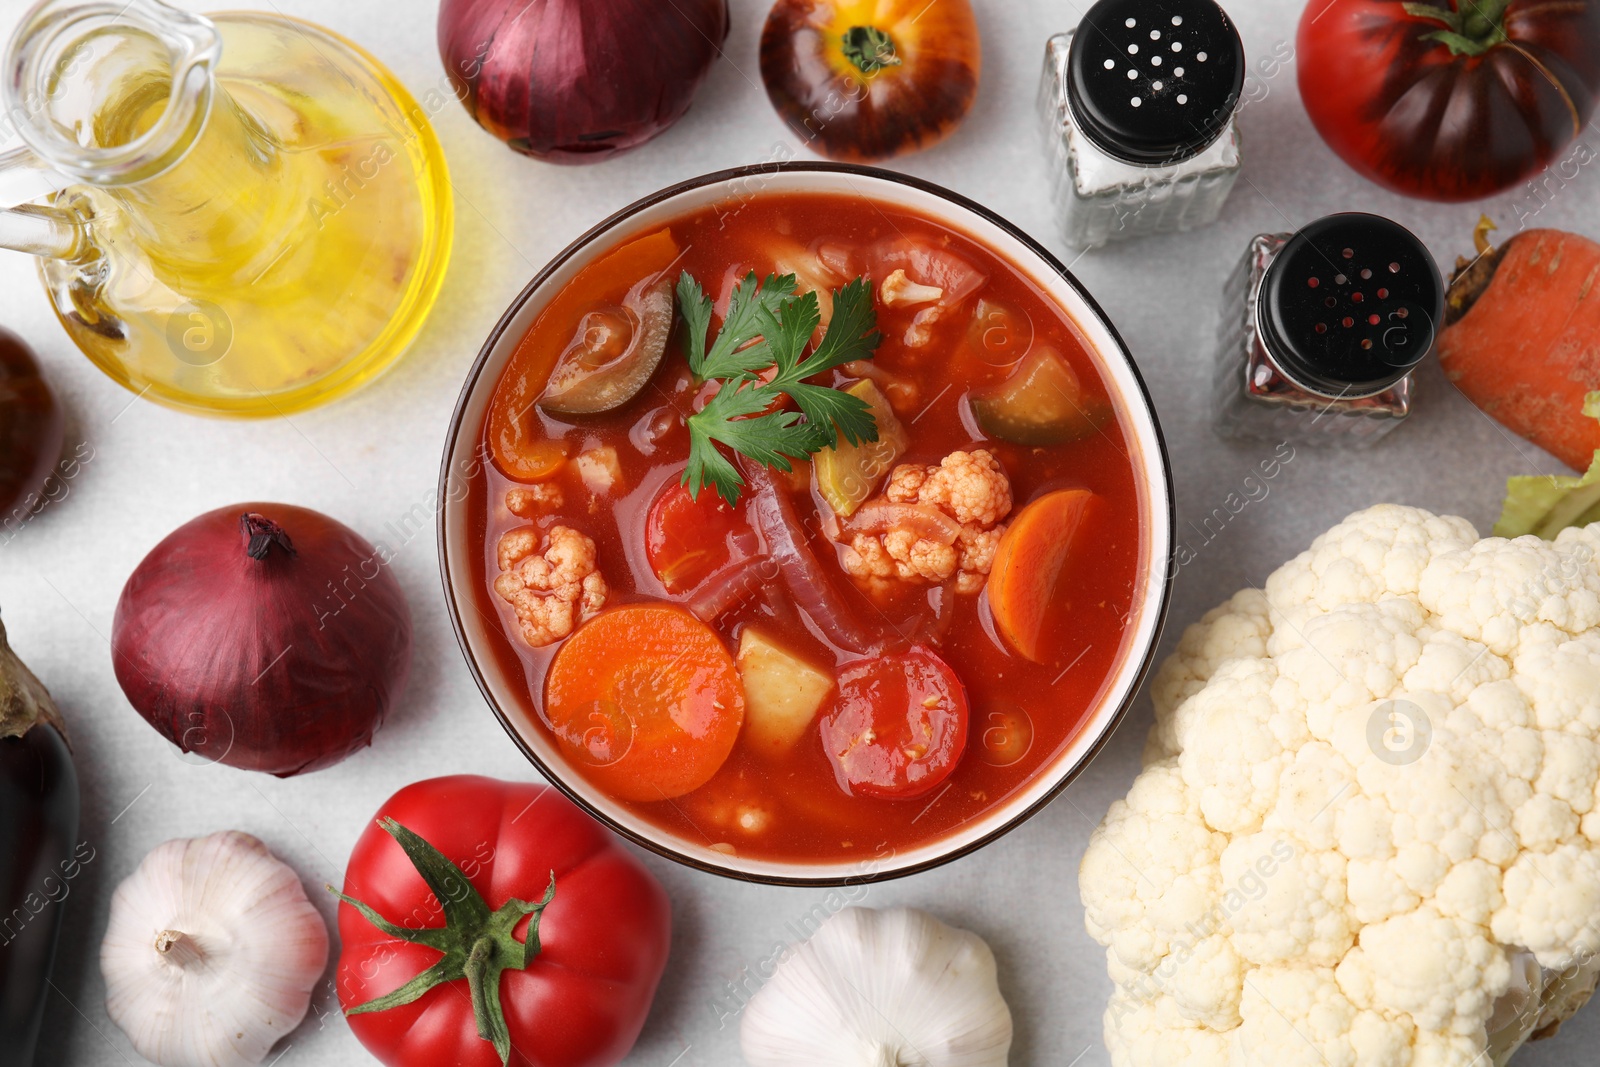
left=646, top=480, right=750, bottom=592
left=1297, top=0, right=1600, bottom=201
left=335, top=776, right=670, bottom=1067
left=819, top=649, right=969, bottom=799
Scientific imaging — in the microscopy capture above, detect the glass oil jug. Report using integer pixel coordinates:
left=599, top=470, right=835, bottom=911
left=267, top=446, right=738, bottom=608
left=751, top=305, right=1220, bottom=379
left=0, top=0, right=453, bottom=417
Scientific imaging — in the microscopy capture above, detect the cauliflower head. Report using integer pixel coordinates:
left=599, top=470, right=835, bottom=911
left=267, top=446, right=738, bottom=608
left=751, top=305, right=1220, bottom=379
left=1081, top=505, right=1600, bottom=1067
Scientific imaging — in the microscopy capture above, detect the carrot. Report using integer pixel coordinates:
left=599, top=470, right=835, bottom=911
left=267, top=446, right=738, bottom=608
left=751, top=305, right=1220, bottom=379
left=488, top=229, right=680, bottom=481
left=1438, top=225, right=1600, bottom=472
left=985, top=488, right=1095, bottom=663
left=543, top=603, right=744, bottom=802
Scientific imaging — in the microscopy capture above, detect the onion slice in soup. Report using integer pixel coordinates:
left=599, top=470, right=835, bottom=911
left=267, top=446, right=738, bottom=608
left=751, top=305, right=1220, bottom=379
left=846, top=502, right=963, bottom=545
left=746, top=466, right=892, bottom=655
left=687, top=554, right=774, bottom=623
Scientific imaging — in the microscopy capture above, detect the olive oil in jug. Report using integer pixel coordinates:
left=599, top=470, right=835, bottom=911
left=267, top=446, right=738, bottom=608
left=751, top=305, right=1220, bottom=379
left=0, top=0, right=453, bottom=417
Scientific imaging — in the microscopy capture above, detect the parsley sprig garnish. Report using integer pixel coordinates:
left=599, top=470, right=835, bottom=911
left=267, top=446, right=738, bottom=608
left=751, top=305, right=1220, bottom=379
left=677, top=270, right=883, bottom=506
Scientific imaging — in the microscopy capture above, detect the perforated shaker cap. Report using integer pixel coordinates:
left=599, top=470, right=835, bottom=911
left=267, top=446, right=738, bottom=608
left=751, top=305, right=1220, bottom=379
left=1066, top=0, right=1245, bottom=165
left=1259, top=213, right=1445, bottom=397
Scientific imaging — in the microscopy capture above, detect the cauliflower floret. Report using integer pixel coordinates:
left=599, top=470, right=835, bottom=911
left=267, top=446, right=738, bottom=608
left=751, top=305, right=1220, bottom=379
left=878, top=268, right=943, bottom=307
left=1234, top=966, right=1414, bottom=1067
left=1080, top=505, right=1600, bottom=1066
left=841, top=449, right=1012, bottom=595
left=887, top=449, right=1011, bottom=525
left=1105, top=991, right=1231, bottom=1067
left=493, top=525, right=607, bottom=648
left=505, top=484, right=563, bottom=518
left=882, top=527, right=958, bottom=582
left=576, top=446, right=623, bottom=496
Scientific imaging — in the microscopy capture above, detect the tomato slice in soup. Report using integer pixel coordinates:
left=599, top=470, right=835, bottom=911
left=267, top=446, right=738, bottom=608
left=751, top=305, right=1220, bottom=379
left=646, top=481, right=751, bottom=593
left=819, top=649, right=969, bottom=800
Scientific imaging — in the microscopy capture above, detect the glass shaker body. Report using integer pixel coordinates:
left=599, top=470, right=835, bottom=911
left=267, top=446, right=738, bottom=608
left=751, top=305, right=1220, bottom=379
left=1213, top=216, right=1444, bottom=446
left=1041, top=31, right=1242, bottom=250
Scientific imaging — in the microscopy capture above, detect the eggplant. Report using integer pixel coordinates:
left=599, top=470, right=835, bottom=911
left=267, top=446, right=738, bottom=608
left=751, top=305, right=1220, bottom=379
left=0, top=618, right=79, bottom=1067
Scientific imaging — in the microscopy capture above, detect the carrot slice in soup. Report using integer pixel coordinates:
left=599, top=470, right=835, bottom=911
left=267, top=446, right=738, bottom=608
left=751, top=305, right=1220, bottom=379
left=986, top=488, right=1096, bottom=663
left=544, top=604, right=744, bottom=802
left=489, top=229, right=680, bottom=481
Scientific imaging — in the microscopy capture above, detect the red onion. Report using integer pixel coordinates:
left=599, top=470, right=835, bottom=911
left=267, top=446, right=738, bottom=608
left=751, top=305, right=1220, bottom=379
left=111, top=504, right=412, bottom=777
left=847, top=502, right=963, bottom=545
left=746, top=466, right=891, bottom=656
left=438, top=0, right=731, bottom=163
left=687, top=553, right=774, bottom=622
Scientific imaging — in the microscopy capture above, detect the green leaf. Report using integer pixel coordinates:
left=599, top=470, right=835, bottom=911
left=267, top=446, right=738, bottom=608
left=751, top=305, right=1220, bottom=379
left=332, top=822, right=559, bottom=1067
left=464, top=938, right=511, bottom=1063
left=841, top=25, right=902, bottom=75
left=676, top=271, right=714, bottom=375
left=498, top=876, right=558, bottom=968
left=700, top=272, right=796, bottom=381
left=1418, top=26, right=1497, bottom=55
left=675, top=270, right=884, bottom=507
left=328, top=887, right=453, bottom=951
left=708, top=409, right=814, bottom=469
left=1402, top=2, right=1462, bottom=30
left=343, top=958, right=462, bottom=1016
left=684, top=401, right=813, bottom=505
left=786, top=383, right=878, bottom=449
left=763, top=289, right=823, bottom=376
left=681, top=429, right=746, bottom=504
left=377, top=818, right=492, bottom=930
left=1494, top=393, right=1600, bottom=539
left=1405, top=0, right=1510, bottom=54
left=797, top=277, right=881, bottom=378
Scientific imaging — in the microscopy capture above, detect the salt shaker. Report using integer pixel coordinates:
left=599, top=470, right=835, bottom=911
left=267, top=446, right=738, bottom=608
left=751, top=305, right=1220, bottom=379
left=1213, top=213, right=1445, bottom=445
left=1040, top=0, right=1245, bottom=249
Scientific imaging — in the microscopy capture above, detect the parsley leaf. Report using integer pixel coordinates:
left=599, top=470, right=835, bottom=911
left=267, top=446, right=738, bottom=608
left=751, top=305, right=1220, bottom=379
left=767, top=278, right=881, bottom=450
left=678, top=270, right=797, bottom=381
left=677, top=272, right=883, bottom=506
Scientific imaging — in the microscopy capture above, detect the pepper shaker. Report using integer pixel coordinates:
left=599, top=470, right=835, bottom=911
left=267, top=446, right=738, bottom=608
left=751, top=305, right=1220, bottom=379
left=1213, top=213, right=1445, bottom=445
left=1039, top=0, right=1245, bottom=249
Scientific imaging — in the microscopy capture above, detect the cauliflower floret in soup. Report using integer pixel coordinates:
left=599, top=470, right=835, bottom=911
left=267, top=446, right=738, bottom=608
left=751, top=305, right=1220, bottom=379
left=840, top=449, right=1012, bottom=595
left=493, top=525, right=608, bottom=648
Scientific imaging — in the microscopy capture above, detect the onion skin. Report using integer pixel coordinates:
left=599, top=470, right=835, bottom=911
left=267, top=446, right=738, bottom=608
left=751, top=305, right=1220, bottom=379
left=111, top=504, right=413, bottom=777
left=760, top=0, right=980, bottom=162
left=439, top=0, right=731, bottom=163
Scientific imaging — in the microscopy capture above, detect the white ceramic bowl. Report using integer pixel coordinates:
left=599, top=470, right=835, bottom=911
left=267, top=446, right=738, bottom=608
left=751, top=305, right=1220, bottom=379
left=440, top=163, right=1174, bottom=885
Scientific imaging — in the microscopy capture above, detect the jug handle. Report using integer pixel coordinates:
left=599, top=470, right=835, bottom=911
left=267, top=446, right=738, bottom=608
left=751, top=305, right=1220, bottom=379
left=0, top=147, right=85, bottom=261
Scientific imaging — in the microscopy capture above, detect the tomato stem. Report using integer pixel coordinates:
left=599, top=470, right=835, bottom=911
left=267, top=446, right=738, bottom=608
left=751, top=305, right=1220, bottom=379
left=1403, top=0, right=1512, bottom=55
left=331, top=819, right=557, bottom=1067
left=841, top=26, right=902, bottom=75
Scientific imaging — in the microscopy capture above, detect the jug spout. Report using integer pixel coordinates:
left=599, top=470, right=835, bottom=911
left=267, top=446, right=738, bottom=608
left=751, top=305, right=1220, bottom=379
left=3, top=0, right=221, bottom=187
left=0, top=147, right=82, bottom=259
left=0, top=199, right=84, bottom=260
left=2, top=0, right=300, bottom=276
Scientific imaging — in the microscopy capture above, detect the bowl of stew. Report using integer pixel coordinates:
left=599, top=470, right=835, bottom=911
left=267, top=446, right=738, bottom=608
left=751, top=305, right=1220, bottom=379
left=440, top=163, right=1174, bottom=885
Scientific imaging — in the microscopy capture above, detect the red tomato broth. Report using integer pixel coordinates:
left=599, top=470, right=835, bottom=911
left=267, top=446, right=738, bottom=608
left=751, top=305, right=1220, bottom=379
left=467, top=192, right=1144, bottom=865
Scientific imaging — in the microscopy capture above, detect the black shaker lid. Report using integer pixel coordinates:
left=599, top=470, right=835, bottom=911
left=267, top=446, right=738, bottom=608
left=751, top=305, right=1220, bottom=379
left=1066, top=0, right=1245, bottom=165
left=1259, top=213, right=1444, bottom=397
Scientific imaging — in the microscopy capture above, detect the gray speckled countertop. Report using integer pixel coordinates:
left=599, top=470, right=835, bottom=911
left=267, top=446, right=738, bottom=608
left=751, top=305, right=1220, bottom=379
left=2, top=0, right=1595, bottom=1062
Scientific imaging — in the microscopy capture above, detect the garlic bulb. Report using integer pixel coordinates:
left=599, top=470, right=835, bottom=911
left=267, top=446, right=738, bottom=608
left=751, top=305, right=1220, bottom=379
left=741, top=906, right=1013, bottom=1067
left=101, top=831, right=329, bottom=1067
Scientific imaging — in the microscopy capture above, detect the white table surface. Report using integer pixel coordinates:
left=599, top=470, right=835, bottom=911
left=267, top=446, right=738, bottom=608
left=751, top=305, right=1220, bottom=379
left=2, top=0, right=1596, bottom=1063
